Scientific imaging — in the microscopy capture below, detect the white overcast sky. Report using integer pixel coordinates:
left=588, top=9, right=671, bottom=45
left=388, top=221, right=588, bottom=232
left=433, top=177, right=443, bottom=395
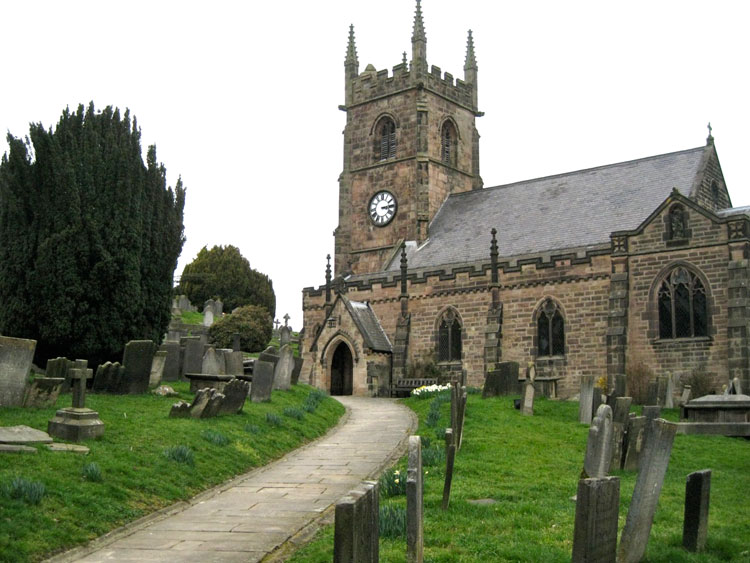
left=2, top=0, right=748, bottom=330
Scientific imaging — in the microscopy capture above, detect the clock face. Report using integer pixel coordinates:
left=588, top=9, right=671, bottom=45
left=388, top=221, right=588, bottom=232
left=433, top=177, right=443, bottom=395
left=368, top=191, right=397, bottom=226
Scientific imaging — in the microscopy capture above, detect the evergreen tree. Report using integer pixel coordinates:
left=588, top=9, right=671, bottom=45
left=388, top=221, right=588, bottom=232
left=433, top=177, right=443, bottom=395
left=0, top=103, right=185, bottom=365
left=178, top=245, right=275, bottom=316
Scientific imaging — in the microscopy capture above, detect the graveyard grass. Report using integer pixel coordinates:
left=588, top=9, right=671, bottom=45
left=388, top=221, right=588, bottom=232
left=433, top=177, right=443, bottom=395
left=290, top=394, right=750, bottom=562
left=0, top=383, right=344, bottom=562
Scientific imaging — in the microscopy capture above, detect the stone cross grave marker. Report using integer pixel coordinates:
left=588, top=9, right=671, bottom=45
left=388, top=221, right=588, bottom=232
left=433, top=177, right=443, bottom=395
left=48, top=360, right=105, bottom=441
left=572, top=476, right=620, bottom=563
left=617, top=418, right=677, bottom=563
left=583, top=404, right=613, bottom=479
left=579, top=375, right=595, bottom=424
left=333, top=480, right=379, bottom=563
left=683, top=469, right=711, bottom=552
left=407, top=435, right=423, bottom=563
left=442, top=428, right=456, bottom=510
left=70, top=361, right=93, bottom=408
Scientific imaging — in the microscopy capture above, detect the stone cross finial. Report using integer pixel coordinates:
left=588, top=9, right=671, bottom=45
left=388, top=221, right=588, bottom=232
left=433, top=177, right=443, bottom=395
left=70, top=367, right=93, bottom=409
left=283, top=313, right=290, bottom=327
left=274, top=319, right=280, bottom=330
left=706, top=122, right=714, bottom=145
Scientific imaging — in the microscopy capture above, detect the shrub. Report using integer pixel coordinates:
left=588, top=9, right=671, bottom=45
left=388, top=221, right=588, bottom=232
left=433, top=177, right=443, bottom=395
left=81, top=462, right=103, bottom=482
left=2, top=477, right=46, bottom=505
left=303, top=402, right=317, bottom=413
left=379, top=504, right=406, bottom=538
left=283, top=407, right=305, bottom=421
left=266, top=412, right=283, bottom=427
left=208, top=304, right=272, bottom=352
left=164, top=445, right=195, bottom=466
left=201, top=430, right=229, bottom=446
left=244, top=424, right=262, bottom=434
left=379, top=468, right=407, bottom=498
left=626, top=358, right=654, bottom=405
left=686, top=369, right=714, bottom=398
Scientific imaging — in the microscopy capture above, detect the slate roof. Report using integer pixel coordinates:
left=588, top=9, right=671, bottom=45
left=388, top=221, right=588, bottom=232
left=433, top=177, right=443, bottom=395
left=343, top=297, right=392, bottom=353
left=386, top=146, right=709, bottom=271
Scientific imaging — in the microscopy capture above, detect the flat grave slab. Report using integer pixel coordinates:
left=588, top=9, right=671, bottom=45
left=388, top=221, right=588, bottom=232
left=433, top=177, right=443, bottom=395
left=0, top=425, right=53, bottom=444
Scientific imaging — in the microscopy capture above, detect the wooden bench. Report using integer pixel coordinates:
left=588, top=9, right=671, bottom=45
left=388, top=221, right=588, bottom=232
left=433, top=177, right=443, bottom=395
left=391, top=378, right=438, bottom=397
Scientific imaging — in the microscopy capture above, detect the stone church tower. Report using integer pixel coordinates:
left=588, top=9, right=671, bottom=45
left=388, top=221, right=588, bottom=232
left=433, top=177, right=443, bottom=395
left=335, top=0, right=482, bottom=277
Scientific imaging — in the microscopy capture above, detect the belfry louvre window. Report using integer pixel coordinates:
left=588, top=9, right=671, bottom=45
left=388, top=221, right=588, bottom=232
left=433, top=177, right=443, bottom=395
left=658, top=267, right=707, bottom=339
left=378, top=119, right=396, bottom=161
left=438, top=310, right=462, bottom=362
left=537, top=299, right=564, bottom=356
left=441, top=121, right=456, bottom=166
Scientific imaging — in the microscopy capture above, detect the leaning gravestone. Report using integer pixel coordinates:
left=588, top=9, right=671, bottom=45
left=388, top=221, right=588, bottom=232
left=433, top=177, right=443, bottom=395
left=583, top=404, right=614, bottom=479
left=273, top=344, right=294, bottom=391
left=406, top=436, right=423, bottom=563
left=216, top=379, right=250, bottom=415
left=149, top=350, right=167, bottom=388
left=572, top=476, right=620, bottom=563
left=579, top=375, right=595, bottom=424
left=250, top=360, right=274, bottom=403
left=181, top=337, right=204, bottom=378
left=160, top=341, right=181, bottom=382
left=258, top=346, right=279, bottom=369
left=187, top=387, right=225, bottom=419
left=610, top=396, right=633, bottom=470
left=618, top=418, right=678, bottom=563
left=0, top=336, right=37, bottom=407
left=683, top=469, right=711, bottom=552
left=622, top=415, right=647, bottom=472
left=24, top=378, right=64, bottom=408
left=442, top=428, right=456, bottom=510
left=292, top=357, right=304, bottom=385
left=122, top=340, right=155, bottom=394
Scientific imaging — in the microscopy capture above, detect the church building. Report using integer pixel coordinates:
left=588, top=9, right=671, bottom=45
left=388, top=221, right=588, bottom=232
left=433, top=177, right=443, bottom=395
left=300, top=1, right=749, bottom=399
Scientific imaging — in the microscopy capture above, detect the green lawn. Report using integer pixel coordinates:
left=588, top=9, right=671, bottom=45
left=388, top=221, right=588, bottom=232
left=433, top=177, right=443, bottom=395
left=0, top=383, right=344, bottom=562
left=290, top=392, right=750, bottom=562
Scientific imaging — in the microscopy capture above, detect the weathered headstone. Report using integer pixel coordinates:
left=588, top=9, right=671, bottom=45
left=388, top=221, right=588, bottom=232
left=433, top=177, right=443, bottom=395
left=258, top=346, right=279, bottom=369
left=622, top=415, right=647, bottom=472
left=292, top=357, right=304, bottom=385
left=187, top=387, right=225, bottom=418
left=185, top=373, right=234, bottom=394
left=680, top=385, right=692, bottom=406
left=122, top=340, right=155, bottom=394
left=47, top=363, right=105, bottom=441
left=203, top=299, right=215, bottom=327
left=250, top=360, right=274, bottom=403
left=614, top=373, right=627, bottom=398
left=442, top=428, right=456, bottom=510
left=610, top=396, right=633, bottom=470
left=182, top=337, right=204, bottom=378
left=216, top=379, right=250, bottom=415
left=225, top=350, right=245, bottom=376
left=149, top=350, right=167, bottom=388
left=333, top=480, right=379, bottom=563
left=23, top=377, right=64, bottom=408
left=729, top=376, right=743, bottom=395
left=618, top=418, right=678, bottom=563
left=591, top=390, right=603, bottom=420
left=0, top=336, right=37, bottom=407
left=579, top=375, right=595, bottom=424
left=647, top=380, right=659, bottom=406
left=169, top=401, right=191, bottom=418
left=201, top=347, right=223, bottom=375
left=406, top=435, right=423, bottom=563
left=273, top=344, right=294, bottom=391
left=683, top=469, right=711, bottom=552
left=160, top=341, right=181, bottom=382
left=664, top=373, right=675, bottom=408
left=232, top=333, right=242, bottom=352
left=280, top=325, right=292, bottom=347
left=457, top=388, right=468, bottom=449
left=46, top=357, right=74, bottom=392
left=521, top=380, right=535, bottom=416
left=92, top=362, right=126, bottom=393
left=583, top=404, right=613, bottom=479
left=656, top=375, right=669, bottom=407
left=214, top=300, right=223, bottom=317
left=572, top=476, right=620, bottom=563
left=483, top=361, right=520, bottom=397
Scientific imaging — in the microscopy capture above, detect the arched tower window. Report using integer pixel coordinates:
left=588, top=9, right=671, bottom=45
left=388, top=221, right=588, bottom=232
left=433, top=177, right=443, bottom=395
left=658, top=267, right=708, bottom=339
left=437, top=309, right=462, bottom=362
left=376, top=117, right=396, bottom=161
left=668, top=204, right=687, bottom=240
left=441, top=120, right=457, bottom=166
left=537, top=299, right=564, bottom=357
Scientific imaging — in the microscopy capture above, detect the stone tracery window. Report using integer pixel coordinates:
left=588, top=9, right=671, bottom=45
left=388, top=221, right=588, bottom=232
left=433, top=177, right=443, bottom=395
left=668, top=204, right=687, bottom=240
left=658, top=267, right=708, bottom=339
left=441, top=120, right=457, bottom=166
left=376, top=117, right=396, bottom=161
left=437, top=309, right=462, bottom=362
left=537, top=299, right=564, bottom=357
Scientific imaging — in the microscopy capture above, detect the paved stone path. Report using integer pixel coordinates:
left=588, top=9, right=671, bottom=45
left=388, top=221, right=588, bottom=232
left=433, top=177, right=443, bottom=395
left=58, top=397, right=415, bottom=563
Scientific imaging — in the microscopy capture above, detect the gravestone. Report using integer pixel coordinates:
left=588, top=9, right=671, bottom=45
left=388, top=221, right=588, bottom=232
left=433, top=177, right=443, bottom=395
left=622, top=415, right=647, bottom=472
left=0, top=425, right=53, bottom=444
left=457, top=387, right=467, bottom=449
left=280, top=325, right=292, bottom=347
left=680, top=385, right=692, bottom=406
left=169, top=401, right=191, bottom=418
left=614, top=373, right=627, bottom=398
left=185, top=373, right=234, bottom=394
left=618, top=419, right=678, bottom=563
left=583, top=404, right=613, bottom=479
left=47, top=363, right=105, bottom=441
left=232, top=333, right=241, bottom=352
left=647, top=380, right=659, bottom=405
left=214, top=300, right=223, bottom=317
left=406, top=436, right=423, bottom=563
left=656, top=375, right=669, bottom=407
left=160, top=341, right=181, bottom=382
left=258, top=346, right=280, bottom=369
left=591, top=390, right=603, bottom=421
left=225, top=350, right=245, bottom=376
left=203, top=299, right=215, bottom=327
left=521, top=380, right=535, bottom=416
left=273, top=344, right=294, bottom=391
left=292, top=357, right=304, bottom=385
left=188, top=387, right=226, bottom=418
left=0, top=335, right=37, bottom=407
left=149, top=350, right=167, bottom=387
left=333, top=480, right=379, bottom=563
left=46, top=357, right=74, bottom=392
left=482, top=361, right=520, bottom=397
left=610, top=396, right=633, bottom=470
left=442, top=428, right=456, bottom=510
left=177, top=294, right=191, bottom=310
left=93, top=362, right=126, bottom=393
left=729, top=376, right=743, bottom=395
left=23, top=377, right=64, bottom=408
left=683, top=469, right=711, bottom=552
left=182, top=337, right=204, bottom=378
left=664, top=373, right=675, bottom=408
left=250, top=360, right=274, bottom=402
left=579, top=375, right=595, bottom=424
left=202, top=347, right=223, bottom=375
left=572, top=476, right=620, bottom=563
left=640, top=405, right=662, bottom=459
left=216, top=379, right=250, bottom=415
left=122, top=340, right=155, bottom=394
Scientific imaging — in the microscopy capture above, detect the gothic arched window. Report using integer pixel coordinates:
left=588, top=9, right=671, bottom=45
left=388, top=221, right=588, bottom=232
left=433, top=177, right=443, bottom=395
left=537, top=299, right=565, bottom=356
left=437, top=309, right=462, bottom=362
left=668, top=205, right=687, bottom=240
left=658, top=267, right=708, bottom=339
left=441, top=121, right=457, bottom=166
left=376, top=118, right=396, bottom=161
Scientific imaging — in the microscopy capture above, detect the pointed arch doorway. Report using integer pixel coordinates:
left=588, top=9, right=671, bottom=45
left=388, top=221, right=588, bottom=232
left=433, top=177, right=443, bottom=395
left=330, top=342, right=353, bottom=396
